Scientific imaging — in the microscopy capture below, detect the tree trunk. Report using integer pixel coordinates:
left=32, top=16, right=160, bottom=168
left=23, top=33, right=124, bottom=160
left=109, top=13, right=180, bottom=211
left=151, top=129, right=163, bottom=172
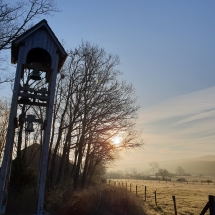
left=81, top=142, right=91, bottom=188
left=17, top=106, right=26, bottom=161
left=73, top=136, right=84, bottom=189
left=49, top=128, right=63, bottom=186
left=56, top=141, right=67, bottom=184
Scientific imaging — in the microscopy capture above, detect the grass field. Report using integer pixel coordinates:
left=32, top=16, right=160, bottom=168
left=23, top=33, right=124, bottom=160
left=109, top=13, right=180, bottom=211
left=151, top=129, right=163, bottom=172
left=110, top=177, right=215, bottom=215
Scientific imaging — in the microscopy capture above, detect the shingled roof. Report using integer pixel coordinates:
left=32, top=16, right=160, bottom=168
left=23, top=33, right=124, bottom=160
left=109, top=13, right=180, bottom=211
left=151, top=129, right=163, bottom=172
left=11, top=19, right=67, bottom=72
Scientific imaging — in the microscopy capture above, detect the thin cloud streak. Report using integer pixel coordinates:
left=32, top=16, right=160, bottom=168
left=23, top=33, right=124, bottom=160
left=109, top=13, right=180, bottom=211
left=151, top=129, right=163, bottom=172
left=173, top=109, right=215, bottom=126
left=136, top=86, right=215, bottom=161
left=138, top=86, right=215, bottom=124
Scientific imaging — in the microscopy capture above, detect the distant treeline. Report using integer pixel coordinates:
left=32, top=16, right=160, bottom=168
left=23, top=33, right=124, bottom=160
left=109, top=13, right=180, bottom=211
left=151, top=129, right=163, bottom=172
left=106, top=160, right=215, bottom=179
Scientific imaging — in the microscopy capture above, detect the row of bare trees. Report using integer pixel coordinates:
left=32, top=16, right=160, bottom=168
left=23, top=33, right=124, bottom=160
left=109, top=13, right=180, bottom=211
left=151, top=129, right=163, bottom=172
left=46, top=42, right=142, bottom=189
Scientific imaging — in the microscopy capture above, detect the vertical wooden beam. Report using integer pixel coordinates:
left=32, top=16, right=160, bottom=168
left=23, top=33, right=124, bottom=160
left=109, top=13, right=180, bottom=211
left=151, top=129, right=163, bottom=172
left=144, top=186, right=147, bottom=201
left=37, top=55, right=59, bottom=215
left=172, top=196, right=177, bottom=215
left=0, top=45, right=25, bottom=214
left=154, top=191, right=157, bottom=206
left=136, top=185, right=138, bottom=196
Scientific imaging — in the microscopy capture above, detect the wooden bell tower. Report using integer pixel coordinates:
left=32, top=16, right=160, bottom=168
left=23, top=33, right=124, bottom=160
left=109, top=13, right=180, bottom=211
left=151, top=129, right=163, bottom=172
left=0, top=20, right=67, bottom=214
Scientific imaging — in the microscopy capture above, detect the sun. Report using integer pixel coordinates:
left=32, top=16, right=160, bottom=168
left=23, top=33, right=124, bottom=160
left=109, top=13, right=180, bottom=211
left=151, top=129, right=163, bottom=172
left=111, top=135, right=122, bottom=146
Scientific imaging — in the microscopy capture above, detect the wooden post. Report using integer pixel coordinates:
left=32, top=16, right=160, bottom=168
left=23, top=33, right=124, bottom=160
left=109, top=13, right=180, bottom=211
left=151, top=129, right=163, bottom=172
left=126, top=182, right=127, bottom=190
left=130, top=183, right=131, bottom=192
left=136, top=185, right=138, bottom=196
left=0, top=45, right=25, bottom=213
left=145, top=186, right=147, bottom=201
left=209, top=195, right=215, bottom=215
left=172, top=196, right=177, bottom=215
left=154, top=191, right=157, bottom=206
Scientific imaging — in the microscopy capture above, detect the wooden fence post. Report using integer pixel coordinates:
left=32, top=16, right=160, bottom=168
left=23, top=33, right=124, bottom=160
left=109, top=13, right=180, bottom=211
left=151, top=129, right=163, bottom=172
left=209, top=195, right=215, bottom=215
left=172, top=196, right=177, bottom=215
left=154, top=191, right=157, bottom=206
left=145, top=186, right=147, bottom=201
left=136, top=185, right=138, bottom=196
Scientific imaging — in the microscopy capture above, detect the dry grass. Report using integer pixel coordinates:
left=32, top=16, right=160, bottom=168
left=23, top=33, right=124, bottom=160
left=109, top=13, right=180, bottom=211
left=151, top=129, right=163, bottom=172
left=112, top=177, right=215, bottom=215
left=53, top=184, right=146, bottom=215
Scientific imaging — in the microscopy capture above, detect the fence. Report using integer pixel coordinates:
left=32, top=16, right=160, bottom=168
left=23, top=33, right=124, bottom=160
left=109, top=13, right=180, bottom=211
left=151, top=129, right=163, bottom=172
left=108, top=179, right=215, bottom=215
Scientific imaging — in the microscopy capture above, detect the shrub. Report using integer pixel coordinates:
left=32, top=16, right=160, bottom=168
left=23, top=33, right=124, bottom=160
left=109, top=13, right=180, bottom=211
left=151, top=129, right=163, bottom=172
left=201, top=180, right=213, bottom=184
left=54, top=185, right=146, bottom=215
left=176, top=178, right=187, bottom=182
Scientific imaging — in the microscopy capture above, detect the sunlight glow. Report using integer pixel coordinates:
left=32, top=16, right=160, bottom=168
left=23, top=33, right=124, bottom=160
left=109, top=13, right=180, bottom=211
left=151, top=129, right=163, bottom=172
left=112, top=135, right=122, bottom=145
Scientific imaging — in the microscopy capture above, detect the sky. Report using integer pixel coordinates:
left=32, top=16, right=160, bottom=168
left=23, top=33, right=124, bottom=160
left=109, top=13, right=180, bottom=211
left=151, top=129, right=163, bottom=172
left=3, top=0, right=215, bottom=171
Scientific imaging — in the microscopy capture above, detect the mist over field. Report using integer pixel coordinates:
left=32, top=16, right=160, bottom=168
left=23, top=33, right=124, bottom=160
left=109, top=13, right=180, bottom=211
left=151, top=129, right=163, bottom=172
left=111, top=155, right=215, bottom=177
left=156, top=155, right=215, bottom=176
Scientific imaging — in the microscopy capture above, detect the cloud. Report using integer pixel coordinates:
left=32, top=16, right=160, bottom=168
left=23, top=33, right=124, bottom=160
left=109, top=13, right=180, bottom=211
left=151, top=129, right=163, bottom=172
left=171, top=109, right=214, bottom=126
left=138, top=86, right=215, bottom=124
left=136, top=86, right=215, bottom=160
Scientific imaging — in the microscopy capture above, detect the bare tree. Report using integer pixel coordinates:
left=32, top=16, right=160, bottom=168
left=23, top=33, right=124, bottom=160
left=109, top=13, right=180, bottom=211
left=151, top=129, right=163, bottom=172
left=0, top=98, right=9, bottom=161
left=175, top=166, right=185, bottom=176
left=156, top=168, right=169, bottom=180
left=0, top=0, right=58, bottom=51
left=149, top=162, right=159, bottom=175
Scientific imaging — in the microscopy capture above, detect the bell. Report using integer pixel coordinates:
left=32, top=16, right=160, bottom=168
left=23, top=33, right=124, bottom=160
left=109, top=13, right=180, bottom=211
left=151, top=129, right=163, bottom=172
left=29, top=69, right=41, bottom=80
left=25, top=122, right=34, bottom=133
left=18, top=96, right=30, bottom=104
